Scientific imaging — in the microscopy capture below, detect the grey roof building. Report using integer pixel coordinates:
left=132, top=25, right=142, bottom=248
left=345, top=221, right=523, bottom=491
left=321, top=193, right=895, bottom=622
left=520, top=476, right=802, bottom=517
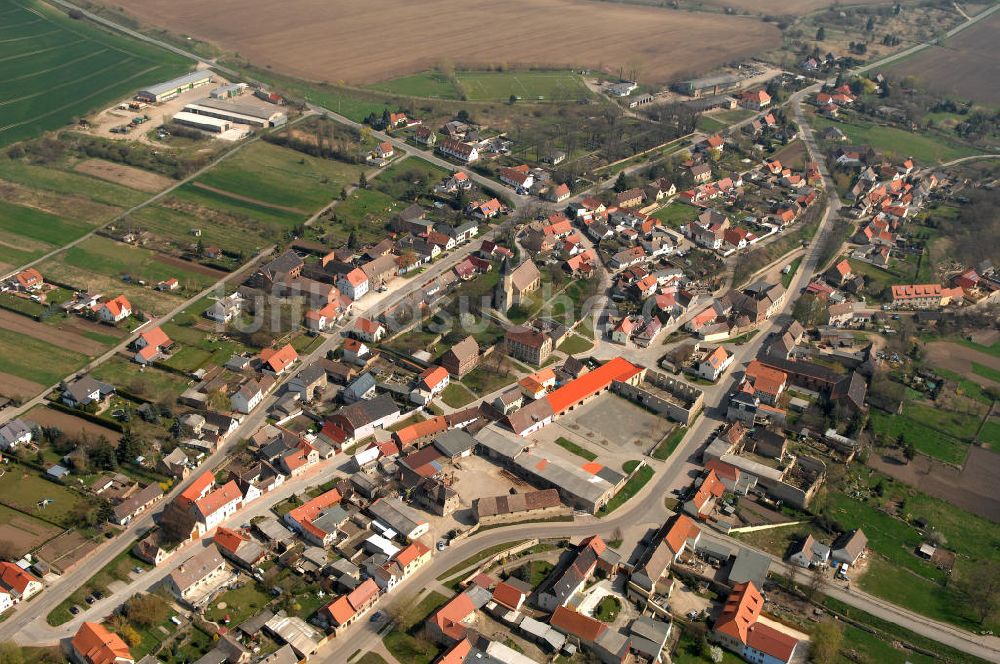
left=432, top=429, right=477, bottom=459
left=728, top=547, right=771, bottom=588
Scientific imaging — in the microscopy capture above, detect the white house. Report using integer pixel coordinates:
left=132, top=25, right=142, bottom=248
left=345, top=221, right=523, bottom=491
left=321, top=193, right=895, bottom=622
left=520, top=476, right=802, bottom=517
left=93, top=295, right=132, bottom=323
left=205, top=293, right=244, bottom=324
left=338, top=268, right=369, bottom=300
left=697, top=346, right=734, bottom=382
left=0, top=419, right=33, bottom=451
left=193, top=481, right=243, bottom=536
left=231, top=380, right=264, bottom=414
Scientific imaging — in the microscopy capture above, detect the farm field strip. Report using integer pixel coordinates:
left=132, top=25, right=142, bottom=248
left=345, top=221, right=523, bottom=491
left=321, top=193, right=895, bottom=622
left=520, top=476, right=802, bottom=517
left=0, top=0, right=190, bottom=146
left=887, top=9, right=1000, bottom=106
left=0, top=159, right=151, bottom=207
left=191, top=141, right=363, bottom=212
left=455, top=71, right=590, bottom=101
left=0, top=325, right=89, bottom=386
left=110, top=0, right=780, bottom=85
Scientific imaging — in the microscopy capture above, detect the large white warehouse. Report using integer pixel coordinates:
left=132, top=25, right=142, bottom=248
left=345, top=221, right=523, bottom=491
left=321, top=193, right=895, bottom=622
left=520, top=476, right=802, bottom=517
left=182, top=97, right=287, bottom=128
left=137, top=71, right=213, bottom=103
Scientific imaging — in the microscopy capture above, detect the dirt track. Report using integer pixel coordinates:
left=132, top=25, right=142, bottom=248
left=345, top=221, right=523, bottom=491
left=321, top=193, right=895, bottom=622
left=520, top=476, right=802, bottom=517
left=925, top=341, right=1000, bottom=388
left=0, top=309, right=108, bottom=356
left=108, top=0, right=780, bottom=84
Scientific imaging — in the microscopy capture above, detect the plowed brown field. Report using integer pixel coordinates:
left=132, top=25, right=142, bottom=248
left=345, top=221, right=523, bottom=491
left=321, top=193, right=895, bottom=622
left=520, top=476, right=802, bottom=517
left=109, top=0, right=781, bottom=84
left=888, top=10, right=1000, bottom=106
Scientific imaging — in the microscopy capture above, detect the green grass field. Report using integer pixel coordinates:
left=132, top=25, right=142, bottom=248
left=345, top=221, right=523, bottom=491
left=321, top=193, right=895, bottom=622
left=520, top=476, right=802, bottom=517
left=554, top=436, right=597, bottom=462
left=456, top=71, right=590, bottom=102
left=172, top=181, right=306, bottom=226
left=823, top=471, right=1000, bottom=633
left=0, top=0, right=191, bottom=146
left=367, top=71, right=461, bottom=99
left=652, top=202, right=700, bottom=227
left=0, top=199, right=93, bottom=246
left=91, top=356, right=189, bottom=401
left=204, top=583, right=271, bottom=625
left=0, top=159, right=149, bottom=208
left=810, top=115, right=978, bottom=164
left=0, top=463, right=87, bottom=525
left=60, top=235, right=216, bottom=290
left=373, top=157, right=450, bottom=200
left=0, top=326, right=89, bottom=385
left=869, top=407, right=972, bottom=465
left=557, top=334, right=594, bottom=355
left=335, top=188, right=402, bottom=223
left=129, top=203, right=268, bottom=256
left=441, top=382, right=476, bottom=408
left=598, top=465, right=654, bottom=516
left=194, top=141, right=363, bottom=212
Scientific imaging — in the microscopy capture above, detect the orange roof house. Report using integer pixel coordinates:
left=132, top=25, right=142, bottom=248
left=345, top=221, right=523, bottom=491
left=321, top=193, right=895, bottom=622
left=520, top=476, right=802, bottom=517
left=392, top=415, right=448, bottom=447
left=744, top=360, right=787, bottom=402
left=431, top=591, right=478, bottom=642
left=14, top=268, right=42, bottom=290
left=0, top=561, right=41, bottom=597
left=663, top=513, right=701, bottom=558
left=418, top=365, right=450, bottom=393
left=714, top=581, right=764, bottom=644
left=71, top=622, right=133, bottom=664
left=176, top=471, right=215, bottom=509
left=260, top=344, right=299, bottom=375
left=685, top=468, right=726, bottom=518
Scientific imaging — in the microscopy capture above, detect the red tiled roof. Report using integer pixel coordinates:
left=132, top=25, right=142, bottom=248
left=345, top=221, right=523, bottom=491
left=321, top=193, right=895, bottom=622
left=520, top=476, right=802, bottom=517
left=746, top=622, right=798, bottom=661
left=213, top=527, right=249, bottom=554
left=177, top=471, right=215, bottom=508
left=664, top=514, right=699, bottom=556
left=433, top=592, right=477, bottom=641
left=194, top=480, right=241, bottom=520
left=546, top=357, right=643, bottom=414
left=395, top=540, right=430, bottom=567
left=71, top=622, right=132, bottom=664
left=419, top=365, right=449, bottom=391
left=101, top=295, right=132, bottom=318
left=356, top=318, right=383, bottom=334
left=715, top=581, right=764, bottom=644
left=139, top=326, right=171, bottom=349
left=324, top=596, right=355, bottom=625
left=0, top=562, right=38, bottom=595
left=393, top=415, right=448, bottom=446
left=260, top=343, right=298, bottom=373
left=347, top=577, right=379, bottom=608
left=550, top=605, right=607, bottom=642
left=492, top=580, right=527, bottom=610
left=705, top=458, right=740, bottom=482
left=344, top=268, right=367, bottom=287
left=892, top=284, right=943, bottom=300
left=745, top=360, right=787, bottom=397
left=15, top=268, right=42, bottom=289
left=287, top=488, right=342, bottom=533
